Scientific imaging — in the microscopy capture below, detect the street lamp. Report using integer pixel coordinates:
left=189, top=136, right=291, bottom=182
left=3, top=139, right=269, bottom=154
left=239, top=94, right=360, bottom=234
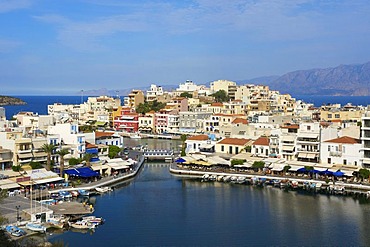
left=15, top=205, right=21, bottom=222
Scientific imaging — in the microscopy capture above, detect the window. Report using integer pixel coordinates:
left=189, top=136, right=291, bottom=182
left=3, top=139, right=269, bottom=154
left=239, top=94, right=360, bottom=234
left=343, top=159, right=347, bottom=165
left=328, top=114, right=332, bottom=118
left=328, top=158, right=331, bottom=164
left=307, top=126, right=311, bottom=131
left=328, top=146, right=331, bottom=152
left=335, top=114, right=340, bottom=118
left=221, top=145, right=224, bottom=152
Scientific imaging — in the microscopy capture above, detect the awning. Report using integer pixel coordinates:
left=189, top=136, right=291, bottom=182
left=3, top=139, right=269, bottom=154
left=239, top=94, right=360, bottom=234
left=342, top=170, right=354, bottom=177
left=282, top=145, right=294, bottom=151
left=0, top=179, right=20, bottom=190
left=91, top=164, right=110, bottom=171
left=34, top=177, right=64, bottom=184
left=199, top=144, right=214, bottom=149
left=306, top=153, right=317, bottom=159
left=65, top=167, right=100, bottom=178
left=33, top=152, right=47, bottom=157
left=32, top=141, right=46, bottom=149
left=281, top=135, right=295, bottom=142
left=288, top=165, right=304, bottom=171
left=298, top=153, right=307, bottom=158
left=107, top=163, right=130, bottom=170
left=271, top=164, right=284, bottom=171
left=18, top=153, right=33, bottom=159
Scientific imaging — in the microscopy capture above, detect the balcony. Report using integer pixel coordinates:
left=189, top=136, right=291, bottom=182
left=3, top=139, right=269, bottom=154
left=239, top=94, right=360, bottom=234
left=329, top=151, right=342, bottom=157
left=18, top=149, right=32, bottom=154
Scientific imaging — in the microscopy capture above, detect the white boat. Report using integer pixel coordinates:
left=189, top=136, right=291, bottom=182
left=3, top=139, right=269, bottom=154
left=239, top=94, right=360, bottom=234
left=95, top=187, right=112, bottom=193
left=237, top=176, right=246, bottom=184
left=47, top=219, right=65, bottom=229
left=69, top=220, right=95, bottom=229
left=5, top=225, right=26, bottom=237
left=130, top=133, right=141, bottom=139
left=26, top=222, right=46, bottom=232
left=82, top=216, right=105, bottom=225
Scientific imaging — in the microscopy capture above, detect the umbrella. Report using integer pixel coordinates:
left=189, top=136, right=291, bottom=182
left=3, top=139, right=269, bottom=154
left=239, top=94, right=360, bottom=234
left=297, top=168, right=307, bottom=173
left=175, top=157, right=186, bottom=163
left=320, top=169, right=333, bottom=176
left=333, top=171, right=345, bottom=177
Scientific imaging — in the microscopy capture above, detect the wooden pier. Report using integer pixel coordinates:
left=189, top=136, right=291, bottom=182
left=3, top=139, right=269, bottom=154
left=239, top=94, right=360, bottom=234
left=143, top=149, right=175, bottom=162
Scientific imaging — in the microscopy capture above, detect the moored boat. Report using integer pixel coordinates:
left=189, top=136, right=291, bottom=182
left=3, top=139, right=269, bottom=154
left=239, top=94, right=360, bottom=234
left=26, top=222, right=46, bottom=232
left=69, top=220, right=96, bottom=229
left=82, top=216, right=105, bottom=225
left=130, top=133, right=141, bottom=139
left=5, top=225, right=26, bottom=237
left=78, top=189, right=90, bottom=197
left=95, top=187, right=112, bottom=193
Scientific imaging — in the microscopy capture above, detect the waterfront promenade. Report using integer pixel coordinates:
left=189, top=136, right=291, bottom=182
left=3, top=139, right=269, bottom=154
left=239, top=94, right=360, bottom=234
left=169, top=163, right=370, bottom=194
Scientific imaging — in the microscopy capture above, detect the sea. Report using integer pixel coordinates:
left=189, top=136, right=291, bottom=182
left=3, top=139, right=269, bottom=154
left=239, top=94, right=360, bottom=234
left=3, top=96, right=370, bottom=246
left=2, top=95, right=370, bottom=120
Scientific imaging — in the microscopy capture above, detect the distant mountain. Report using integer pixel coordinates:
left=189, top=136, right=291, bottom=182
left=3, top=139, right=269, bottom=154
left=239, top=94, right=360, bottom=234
left=0, top=96, right=26, bottom=106
left=265, top=62, right=370, bottom=96
left=236, top=75, right=279, bottom=85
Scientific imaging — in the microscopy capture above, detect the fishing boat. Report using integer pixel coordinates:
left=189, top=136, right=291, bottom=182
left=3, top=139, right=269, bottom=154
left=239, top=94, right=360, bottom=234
left=5, top=225, right=26, bottom=237
left=70, top=190, right=79, bottom=197
left=78, top=189, right=90, bottom=197
left=69, top=220, right=96, bottom=229
left=82, top=216, right=105, bottom=225
left=46, top=219, right=65, bottom=229
left=95, top=187, right=112, bottom=193
left=26, top=222, right=46, bottom=232
left=59, top=190, right=72, bottom=200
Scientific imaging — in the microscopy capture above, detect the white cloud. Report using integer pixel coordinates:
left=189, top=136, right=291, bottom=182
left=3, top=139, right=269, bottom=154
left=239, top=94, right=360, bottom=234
left=0, top=0, right=32, bottom=13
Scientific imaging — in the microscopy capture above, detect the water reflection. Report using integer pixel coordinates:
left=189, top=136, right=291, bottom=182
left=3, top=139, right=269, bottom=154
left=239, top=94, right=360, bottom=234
left=49, top=163, right=370, bottom=247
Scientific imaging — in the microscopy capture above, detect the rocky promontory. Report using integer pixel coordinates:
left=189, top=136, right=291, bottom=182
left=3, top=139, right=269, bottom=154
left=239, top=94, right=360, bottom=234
left=0, top=96, right=26, bottom=106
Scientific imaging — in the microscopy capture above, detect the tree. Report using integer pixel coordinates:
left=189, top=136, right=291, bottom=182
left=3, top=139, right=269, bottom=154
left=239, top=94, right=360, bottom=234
left=136, top=100, right=166, bottom=114
left=109, top=145, right=122, bottom=159
left=57, top=148, right=70, bottom=178
left=180, top=134, right=187, bottom=156
left=211, top=90, right=229, bottom=103
left=252, top=161, right=265, bottom=172
left=283, top=165, right=291, bottom=175
left=244, top=146, right=252, bottom=153
left=359, top=168, right=370, bottom=181
left=41, top=143, right=56, bottom=171
left=231, top=159, right=245, bottom=166
left=68, top=157, right=82, bottom=166
left=180, top=92, right=192, bottom=98
left=83, top=153, right=94, bottom=167
left=30, top=161, right=43, bottom=169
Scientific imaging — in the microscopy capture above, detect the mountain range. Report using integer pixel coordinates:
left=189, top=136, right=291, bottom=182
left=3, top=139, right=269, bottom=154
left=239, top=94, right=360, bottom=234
left=82, top=61, right=370, bottom=96
left=240, top=61, right=370, bottom=96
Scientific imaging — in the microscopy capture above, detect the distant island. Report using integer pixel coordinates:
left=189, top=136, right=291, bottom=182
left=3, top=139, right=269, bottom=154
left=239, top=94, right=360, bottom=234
left=0, top=96, right=26, bottom=106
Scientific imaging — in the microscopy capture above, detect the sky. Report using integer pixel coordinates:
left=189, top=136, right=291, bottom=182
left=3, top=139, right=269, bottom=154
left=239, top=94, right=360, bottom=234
left=0, top=0, right=370, bottom=95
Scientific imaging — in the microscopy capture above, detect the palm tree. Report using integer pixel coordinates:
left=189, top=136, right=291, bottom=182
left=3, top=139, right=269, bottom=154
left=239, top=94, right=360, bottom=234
left=56, top=148, right=69, bottom=178
left=41, top=143, right=56, bottom=171
left=180, top=134, right=187, bottom=156
left=83, top=153, right=94, bottom=167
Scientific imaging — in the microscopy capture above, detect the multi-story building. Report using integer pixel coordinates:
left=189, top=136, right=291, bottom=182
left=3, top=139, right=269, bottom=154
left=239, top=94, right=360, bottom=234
left=177, top=80, right=198, bottom=92
left=114, top=112, right=139, bottom=133
left=320, top=104, right=364, bottom=122
left=361, top=110, right=370, bottom=168
left=210, top=80, right=237, bottom=99
left=179, top=111, right=212, bottom=133
left=124, top=90, right=145, bottom=109
left=278, top=124, right=298, bottom=161
left=0, top=146, right=12, bottom=169
left=166, top=97, right=188, bottom=112
left=222, top=100, right=247, bottom=115
left=146, top=84, right=164, bottom=102
left=296, top=122, right=320, bottom=163
left=321, top=136, right=361, bottom=168
left=138, top=112, right=155, bottom=133
left=48, top=123, right=86, bottom=159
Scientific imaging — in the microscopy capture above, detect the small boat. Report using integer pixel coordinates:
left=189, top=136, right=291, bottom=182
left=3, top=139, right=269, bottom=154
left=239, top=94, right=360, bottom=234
left=78, top=189, right=90, bottom=197
left=95, top=187, right=112, bottom=193
left=59, top=190, right=72, bottom=200
left=70, top=190, right=79, bottom=197
left=209, top=175, right=216, bottom=181
left=230, top=176, right=237, bottom=183
left=47, top=219, right=65, bottom=229
left=223, top=176, right=231, bottom=182
left=201, top=174, right=210, bottom=181
left=26, top=222, right=46, bottom=232
left=217, top=175, right=224, bottom=182
left=290, top=180, right=299, bottom=189
left=82, top=216, right=105, bottom=225
left=5, top=225, right=26, bottom=237
left=130, top=133, right=141, bottom=139
left=237, top=176, right=246, bottom=184
left=69, top=220, right=96, bottom=229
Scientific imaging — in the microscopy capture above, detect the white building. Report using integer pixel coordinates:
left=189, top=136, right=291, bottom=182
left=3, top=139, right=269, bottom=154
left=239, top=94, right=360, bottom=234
left=361, top=110, right=370, bottom=168
left=321, top=136, right=361, bottom=168
left=48, top=123, right=85, bottom=159
left=146, top=84, right=164, bottom=102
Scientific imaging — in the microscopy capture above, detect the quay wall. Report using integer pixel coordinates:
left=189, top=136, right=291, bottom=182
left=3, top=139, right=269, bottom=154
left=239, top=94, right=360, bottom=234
left=169, top=165, right=370, bottom=192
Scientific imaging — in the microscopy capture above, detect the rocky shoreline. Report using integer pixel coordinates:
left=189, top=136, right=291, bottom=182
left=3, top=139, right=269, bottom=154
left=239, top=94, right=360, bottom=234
left=0, top=96, right=26, bottom=106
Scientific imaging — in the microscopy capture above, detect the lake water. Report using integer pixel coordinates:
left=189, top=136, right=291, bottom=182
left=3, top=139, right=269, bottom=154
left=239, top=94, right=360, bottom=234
left=47, top=161, right=370, bottom=246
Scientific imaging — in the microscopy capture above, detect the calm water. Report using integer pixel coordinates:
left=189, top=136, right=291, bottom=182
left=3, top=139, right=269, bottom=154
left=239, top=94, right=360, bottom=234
left=3, top=95, right=370, bottom=120
left=47, top=162, right=370, bottom=246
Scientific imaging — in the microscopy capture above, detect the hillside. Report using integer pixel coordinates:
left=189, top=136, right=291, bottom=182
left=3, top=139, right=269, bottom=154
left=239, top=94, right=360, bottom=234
left=0, top=96, right=26, bottom=106
left=245, top=62, right=370, bottom=96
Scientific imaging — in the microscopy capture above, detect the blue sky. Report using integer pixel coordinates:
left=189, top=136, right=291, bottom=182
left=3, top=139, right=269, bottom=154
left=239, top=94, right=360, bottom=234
left=0, top=0, right=370, bottom=95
